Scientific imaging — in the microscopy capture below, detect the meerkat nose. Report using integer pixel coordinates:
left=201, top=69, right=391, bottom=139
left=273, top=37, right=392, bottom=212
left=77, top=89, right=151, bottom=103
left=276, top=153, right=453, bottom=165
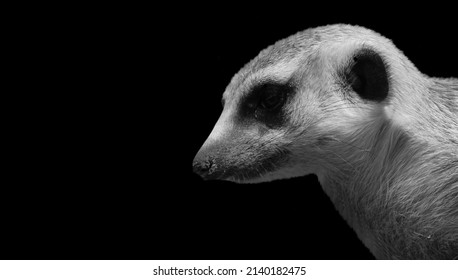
left=193, top=156, right=223, bottom=180
left=193, top=143, right=226, bottom=180
left=193, top=158, right=216, bottom=180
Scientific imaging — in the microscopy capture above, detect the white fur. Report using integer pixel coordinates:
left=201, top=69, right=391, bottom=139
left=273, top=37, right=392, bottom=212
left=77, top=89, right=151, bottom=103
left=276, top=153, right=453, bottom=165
left=201, top=24, right=458, bottom=259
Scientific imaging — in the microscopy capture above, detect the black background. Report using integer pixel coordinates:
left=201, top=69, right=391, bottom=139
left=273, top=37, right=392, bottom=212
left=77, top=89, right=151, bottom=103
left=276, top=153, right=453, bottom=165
left=3, top=7, right=456, bottom=260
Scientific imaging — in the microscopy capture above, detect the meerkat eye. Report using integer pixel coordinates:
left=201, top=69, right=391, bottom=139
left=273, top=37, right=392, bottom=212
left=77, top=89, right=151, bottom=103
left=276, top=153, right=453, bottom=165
left=237, top=81, right=294, bottom=128
left=258, top=85, right=286, bottom=111
left=259, top=90, right=285, bottom=110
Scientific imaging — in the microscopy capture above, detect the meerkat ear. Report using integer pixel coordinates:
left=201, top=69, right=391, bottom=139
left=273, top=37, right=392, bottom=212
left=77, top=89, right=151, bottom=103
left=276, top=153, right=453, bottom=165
left=343, top=48, right=389, bottom=102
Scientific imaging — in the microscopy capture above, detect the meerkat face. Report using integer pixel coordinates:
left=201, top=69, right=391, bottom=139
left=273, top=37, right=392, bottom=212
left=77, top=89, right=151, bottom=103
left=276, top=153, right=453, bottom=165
left=193, top=61, right=311, bottom=183
left=193, top=27, right=392, bottom=183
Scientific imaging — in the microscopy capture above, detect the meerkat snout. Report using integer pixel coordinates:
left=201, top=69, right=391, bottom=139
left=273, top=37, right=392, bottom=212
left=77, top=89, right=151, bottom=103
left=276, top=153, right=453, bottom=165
left=193, top=141, right=227, bottom=180
left=193, top=79, right=296, bottom=182
left=193, top=24, right=458, bottom=259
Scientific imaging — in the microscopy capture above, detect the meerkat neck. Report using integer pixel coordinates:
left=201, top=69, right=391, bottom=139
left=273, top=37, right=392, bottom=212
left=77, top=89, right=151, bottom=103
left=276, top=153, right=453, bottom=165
left=317, top=115, right=458, bottom=259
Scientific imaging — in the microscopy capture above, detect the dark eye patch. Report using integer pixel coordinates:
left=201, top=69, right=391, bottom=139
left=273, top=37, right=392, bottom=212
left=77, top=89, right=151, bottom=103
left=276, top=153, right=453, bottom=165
left=236, top=80, right=295, bottom=129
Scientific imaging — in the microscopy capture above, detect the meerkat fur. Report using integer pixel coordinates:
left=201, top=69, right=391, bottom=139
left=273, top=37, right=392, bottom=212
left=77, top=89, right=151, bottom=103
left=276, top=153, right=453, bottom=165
left=193, top=24, right=458, bottom=259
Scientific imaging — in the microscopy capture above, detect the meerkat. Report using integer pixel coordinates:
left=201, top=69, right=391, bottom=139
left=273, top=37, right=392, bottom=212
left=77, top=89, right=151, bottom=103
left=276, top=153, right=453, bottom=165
left=192, top=24, right=458, bottom=259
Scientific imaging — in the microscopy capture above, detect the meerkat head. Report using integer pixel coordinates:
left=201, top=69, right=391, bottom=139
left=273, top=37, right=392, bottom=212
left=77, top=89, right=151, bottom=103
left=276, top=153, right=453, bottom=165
left=193, top=24, right=421, bottom=184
